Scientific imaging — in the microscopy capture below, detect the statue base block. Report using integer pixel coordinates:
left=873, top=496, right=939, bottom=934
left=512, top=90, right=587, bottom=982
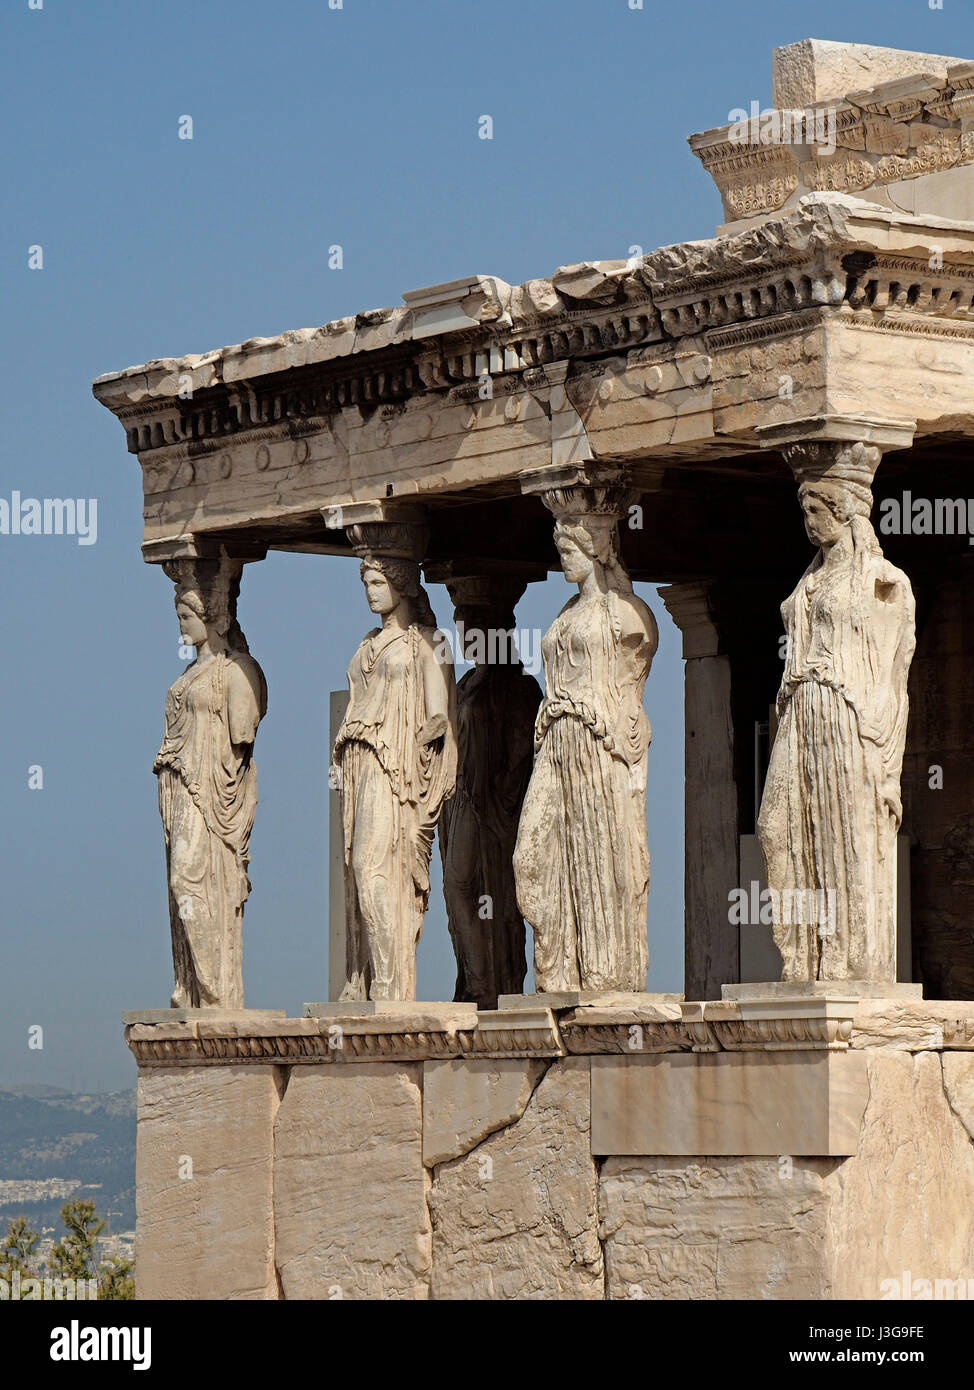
left=302, top=1000, right=478, bottom=1020
left=497, top=991, right=684, bottom=1012
left=722, top=981, right=923, bottom=1001
left=122, top=1008, right=287, bottom=1024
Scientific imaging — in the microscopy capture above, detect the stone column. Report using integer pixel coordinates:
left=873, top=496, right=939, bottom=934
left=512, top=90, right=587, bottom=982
left=903, top=553, right=974, bottom=997
left=152, top=540, right=268, bottom=1010
left=514, top=464, right=659, bottom=995
left=424, top=559, right=545, bottom=1008
left=660, top=583, right=739, bottom=1000
left=330, top=503, right=457, bottom=1002
left=753, top=417, right=917, bottom=988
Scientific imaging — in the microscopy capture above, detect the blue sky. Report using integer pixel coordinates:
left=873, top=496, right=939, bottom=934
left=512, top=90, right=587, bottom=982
left=2, top=0, right=969, bottom=1090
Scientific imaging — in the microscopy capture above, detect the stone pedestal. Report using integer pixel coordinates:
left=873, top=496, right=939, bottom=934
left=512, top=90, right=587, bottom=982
left=126, top=995, right=974, bottom=1299
left=497, top=991, right=683, bottom=1012
left=722, top=982, right=923, bottom=1001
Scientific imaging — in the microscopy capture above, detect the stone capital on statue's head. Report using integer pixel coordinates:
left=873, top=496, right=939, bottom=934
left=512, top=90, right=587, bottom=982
left=540, top=482, right=637, bottom=522
left=162, top=553, right=244, bottom=642
left=782, top=438, right=882, bottom=491
left=346, top=519, right=429, bottom=563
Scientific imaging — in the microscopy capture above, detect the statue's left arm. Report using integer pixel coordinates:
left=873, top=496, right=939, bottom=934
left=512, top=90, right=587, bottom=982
left=227, top=656, right=266, bottom=748
left=617, top=592, right=659, bottom=670
left=418, top=632, right=453, bottom=746
left=874, top=562, right=917, bottom=825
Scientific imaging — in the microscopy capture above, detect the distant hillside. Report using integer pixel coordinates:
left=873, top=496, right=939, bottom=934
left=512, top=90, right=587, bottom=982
left=0, top=1088, right=135, bottom=1233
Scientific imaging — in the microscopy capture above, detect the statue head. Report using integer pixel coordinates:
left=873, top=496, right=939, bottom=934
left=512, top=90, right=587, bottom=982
left=798, top=478, right=873, bottom=549
left=445, top=574, right=523, bottom=637
left=174, top=588, right=211, bottom=648
left=359, top=554, right=437, bottom=628
left=786, top=439, right=879, bottom=553
left=554, top=515, right=632, bottom=594
left=163, top=555, right=245, bottom=654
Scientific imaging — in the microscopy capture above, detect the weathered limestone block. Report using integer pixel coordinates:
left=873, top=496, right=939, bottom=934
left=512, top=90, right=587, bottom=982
left=772, top=39, right=963, bottom=108
left=943, top=1052, right=974, bottom=1140
left=422, top=1058, right=548, bottom=1167
left=825, top=1051, right=974, bottom=1298
left=274, top=1064, right=429, bottom=1300
left=600, top=1156, right=837, bottom=1300
left=851, top=999, right=974, bottom=1050
left=428, top=1057, right=603, bottom=1299
left=592, top=1052, right=868, bottom=1156
left=135, top=1065, right=281, bottom=1300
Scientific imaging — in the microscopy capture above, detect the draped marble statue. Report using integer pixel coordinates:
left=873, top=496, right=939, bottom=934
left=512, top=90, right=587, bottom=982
left=335, top=536, right=457, bottom=1001
left=155, top=556, right=267, bottom=1008
left=514, top=486, right=658, bottom=992
left=757, top=440, right=916, bottom=983
left=438, top=574, right=541, bottom=1009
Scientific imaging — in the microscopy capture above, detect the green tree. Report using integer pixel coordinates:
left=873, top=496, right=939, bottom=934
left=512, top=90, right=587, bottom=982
left=49, top=1199, right=135, bottom=1300
left=48, top=1199, right=104, bottom=1280
left=97, top=1254, right=135, bottom=1301
left=4, top=1201, right=134, bottom=1299
left=0, top=1216, right=40, bottom=1281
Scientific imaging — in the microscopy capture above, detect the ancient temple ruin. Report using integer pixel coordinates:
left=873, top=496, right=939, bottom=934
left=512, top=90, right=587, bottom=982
left=94, top=40, right=974, bottom=1299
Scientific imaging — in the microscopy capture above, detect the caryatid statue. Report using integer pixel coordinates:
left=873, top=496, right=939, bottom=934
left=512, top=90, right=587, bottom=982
left=514, top=485, right=658, bottom=993
left=154, top=554, right=267, bottom=1009
left=436, top=571, right=542, bottom=1009
left=757, top=440, right=916, bottom=983
left=334, top=523, right=457, bottom=1001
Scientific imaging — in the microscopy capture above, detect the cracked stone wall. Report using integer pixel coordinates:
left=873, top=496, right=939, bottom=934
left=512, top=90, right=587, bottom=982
left=135, top=1065, right=283, bottom=1300
left=826, top=1051, right=974, bottom=1299
left=134, top=1049, right=974, bottom=1300
left=427, top=1057, right=603, bottom=1299
left=600, top=1156, right=838, bottom=1300
left=273, top=1063, right=430, bottom=1300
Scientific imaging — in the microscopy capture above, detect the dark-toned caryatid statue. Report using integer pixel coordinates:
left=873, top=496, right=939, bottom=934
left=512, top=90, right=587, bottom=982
left=514, top=482, right=658, bottom=993
left=155, top=554, right=267, bottom=1009
left=435, top=569, right=542, bottom=1009
left=334, top=521, right=457, bottom=1002
left=758, top=439, right=916, bottom=983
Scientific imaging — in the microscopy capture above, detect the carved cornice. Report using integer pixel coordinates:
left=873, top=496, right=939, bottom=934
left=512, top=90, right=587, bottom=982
left=127, top=1031, right=470, bottom=1064
left=96, top=198, right=974, bottom=483
left=561, top=1018, right=716, bottom=1054
left=709, top=1016, right=854, bottom=1051
left=459, top=1009, right=565, bottom=1058
left=105, top=300, right=663, bottom=460
left=125, top=1018, right=476, bottom=1065
left=689, top=64, right=974, bottom=219
left=130, top=997, right=940, bottom=1063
